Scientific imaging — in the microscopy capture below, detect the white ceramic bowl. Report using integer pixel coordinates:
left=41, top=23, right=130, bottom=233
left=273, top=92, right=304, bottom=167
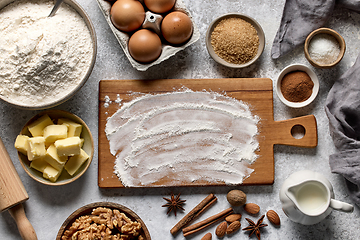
left=17, top=110, right=94, bottom=186
left=276, top=64, right=319, bottom=108
left=205, top=13, right=265, bottom=68
left=0, top=0, right=97, bottom=110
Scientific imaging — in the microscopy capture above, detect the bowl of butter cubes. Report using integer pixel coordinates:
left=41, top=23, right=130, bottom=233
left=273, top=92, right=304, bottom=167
left=15, top=110, right=94, bottom=186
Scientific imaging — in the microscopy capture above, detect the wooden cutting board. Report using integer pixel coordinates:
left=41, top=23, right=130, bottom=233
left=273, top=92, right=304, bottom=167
left=98, top=78, right=317, bottom=188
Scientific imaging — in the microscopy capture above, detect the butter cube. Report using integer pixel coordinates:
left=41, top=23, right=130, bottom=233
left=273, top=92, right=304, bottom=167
left=43, top=165, right=62, bottom=182
left=30, top=158, right=50, bottom=173
left=54, top=137, right=81, bottom=157
left=28, top=114, right=53, bottom=137
left=44, top=144, right=68, bottom=170
left=58, top=118, right=82, bottom=137
left=27, top=137, right=46, bottom=161
left=65, top=149, right=89, bottom=176
left=14, top=135, right=29, bottom=155
left=43, top=124, right=68, bottom=144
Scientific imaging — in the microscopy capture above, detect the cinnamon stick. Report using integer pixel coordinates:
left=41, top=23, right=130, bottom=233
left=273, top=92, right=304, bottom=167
left=182, top=207, right=233, bottom=237
left=192, top=196, right=217, bottom=220
left=170, top=193, right=217, bottom=235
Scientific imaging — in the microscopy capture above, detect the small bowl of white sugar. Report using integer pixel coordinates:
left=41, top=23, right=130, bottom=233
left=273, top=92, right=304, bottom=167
left=0, top=0, right=97, bottom=109
left=304, top=28, right=345, bottom=68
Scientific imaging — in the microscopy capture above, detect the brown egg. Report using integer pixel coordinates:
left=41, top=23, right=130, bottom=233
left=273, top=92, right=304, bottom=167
left=110, top=0, right=145, bottom=32
left=144, top=0, right=176, bottom=13
left=128, top=29, right=162, bottom=63
left=161, top=11, right=193, bottom=45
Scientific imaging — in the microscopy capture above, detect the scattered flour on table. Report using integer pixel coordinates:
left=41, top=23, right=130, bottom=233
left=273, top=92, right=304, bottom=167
left=0, top=0, right=93, bottom=107
left=105, top=89, right=260, bottom=187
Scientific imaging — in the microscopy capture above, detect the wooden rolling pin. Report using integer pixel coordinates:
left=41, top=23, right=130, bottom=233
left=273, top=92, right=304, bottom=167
left=0, top=137, right=37, bottom=240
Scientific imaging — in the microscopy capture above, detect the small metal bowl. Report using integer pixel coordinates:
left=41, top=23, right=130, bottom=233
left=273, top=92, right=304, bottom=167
left=17, top=110, right=94, bottom=186
left=0, top=0, right=97, bottom=109
left=56, top=202, right=151, bottom=240
left=304, top=28, right=345, bottom=68
left=205, top=13, right=265, bottom=68
left=276, top=64, right=319, bottom=108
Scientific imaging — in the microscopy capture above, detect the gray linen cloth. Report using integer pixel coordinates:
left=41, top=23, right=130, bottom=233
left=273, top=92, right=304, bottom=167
left=273, top=0, right=360, bottom=206
left=271, top=0, right=360, bottom=59
left=325, top=53, right=360, bottom=207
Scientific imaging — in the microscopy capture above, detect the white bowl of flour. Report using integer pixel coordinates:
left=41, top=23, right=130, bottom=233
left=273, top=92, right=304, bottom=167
left=0, top=0, right=97, bottom=109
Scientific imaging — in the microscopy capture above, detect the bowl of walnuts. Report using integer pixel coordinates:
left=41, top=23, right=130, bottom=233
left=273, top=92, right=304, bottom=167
left=56, top=202, right=151, bottom=240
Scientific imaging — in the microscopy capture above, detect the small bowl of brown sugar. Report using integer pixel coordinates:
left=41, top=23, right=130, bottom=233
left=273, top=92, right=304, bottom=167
left=206, top=13, right=265, bottom=68
left=276, top=64, right=319, bottom=108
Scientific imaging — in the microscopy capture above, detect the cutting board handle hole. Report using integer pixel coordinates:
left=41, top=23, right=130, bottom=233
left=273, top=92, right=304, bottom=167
left=291, top=124, right=306, bottom=139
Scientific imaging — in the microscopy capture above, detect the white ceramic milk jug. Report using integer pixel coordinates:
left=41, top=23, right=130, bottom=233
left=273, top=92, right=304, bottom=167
left=279, top=170, right=354, bottom=225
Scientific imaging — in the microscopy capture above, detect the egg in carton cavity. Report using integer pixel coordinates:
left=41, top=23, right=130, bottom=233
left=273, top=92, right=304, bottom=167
left=96, top=0, right=200, bottom=71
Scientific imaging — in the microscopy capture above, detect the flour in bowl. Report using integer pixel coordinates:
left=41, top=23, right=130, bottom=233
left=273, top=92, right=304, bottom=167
left=105, top=89, right=260, bottom=187
left=0, top=0, right=93, bottom=107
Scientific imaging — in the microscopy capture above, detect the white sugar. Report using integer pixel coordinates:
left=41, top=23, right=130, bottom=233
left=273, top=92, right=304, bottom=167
left=308, top=33, right=340, bottom=65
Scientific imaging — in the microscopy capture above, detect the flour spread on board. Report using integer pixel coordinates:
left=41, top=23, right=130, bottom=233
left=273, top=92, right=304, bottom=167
left=105, top=89, right=260, bottom=187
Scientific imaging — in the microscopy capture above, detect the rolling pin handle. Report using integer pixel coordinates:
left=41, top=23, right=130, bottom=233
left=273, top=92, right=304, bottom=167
left=8, top=204, right=38, bottom=240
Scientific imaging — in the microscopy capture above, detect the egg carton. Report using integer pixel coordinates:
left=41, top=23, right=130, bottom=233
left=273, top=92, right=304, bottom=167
left=95, top=0, right=200, bottom=71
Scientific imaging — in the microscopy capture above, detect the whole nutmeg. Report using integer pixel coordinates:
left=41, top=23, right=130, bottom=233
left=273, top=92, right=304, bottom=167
left=201, top=232, right=212, bottom=240
left=266, top=210, right=281, bottom=226
left=226, top=189, right=247, bottom=206
left=244, top=203, right=260, bottom=215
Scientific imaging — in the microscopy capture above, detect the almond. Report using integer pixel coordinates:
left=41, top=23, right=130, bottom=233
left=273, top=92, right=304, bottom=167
left=226, top=220, right=241, bottom=235
left=201, top=232, right=212, bottom=240
left=243, top=203, right=260, bottom=215
left=266, top=210, right=280, bottom=226
left=225, top=213, right=242, bottom=223
left=215, top=221, right=227, bottom=238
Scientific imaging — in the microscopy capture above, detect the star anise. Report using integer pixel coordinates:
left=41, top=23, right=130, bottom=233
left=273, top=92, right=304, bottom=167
left=162, top=193, right=186, bottom=216
left=242, top=215, right=268, bottom=240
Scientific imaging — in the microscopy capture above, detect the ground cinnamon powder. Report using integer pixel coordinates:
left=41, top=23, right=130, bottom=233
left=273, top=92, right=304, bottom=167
left=280, top=71, right=314, bottom=102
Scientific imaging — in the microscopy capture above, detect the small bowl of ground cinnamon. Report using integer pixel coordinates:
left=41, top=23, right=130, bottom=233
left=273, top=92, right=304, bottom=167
left=276, top=64, right=319, bottom=108
left=206, top=13, right=265, bottom=68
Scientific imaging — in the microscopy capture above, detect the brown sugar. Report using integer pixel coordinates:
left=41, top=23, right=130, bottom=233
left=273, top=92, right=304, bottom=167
left=210, top=17, right=259, bottom=64
left=280, top=71, right=314, bottom=102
